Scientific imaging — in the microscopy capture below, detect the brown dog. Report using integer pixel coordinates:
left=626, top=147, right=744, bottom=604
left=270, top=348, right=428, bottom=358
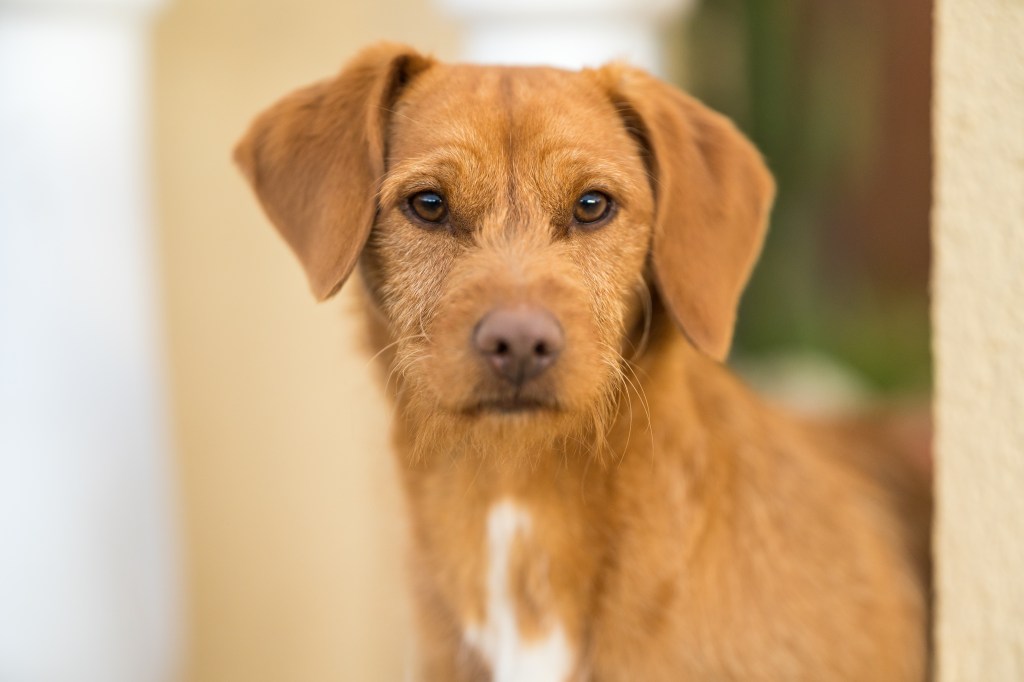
left=234, top=42, right=930, bottom=681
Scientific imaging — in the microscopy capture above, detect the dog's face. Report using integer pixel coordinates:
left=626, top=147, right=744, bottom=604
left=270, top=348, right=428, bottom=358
left=235, top=43, right=774, bottom=442
left=364, top=64, right=653, bottom=428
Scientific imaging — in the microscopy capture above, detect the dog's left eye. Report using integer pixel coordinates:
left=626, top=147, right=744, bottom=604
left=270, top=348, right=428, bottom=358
left=408, top=191, right=448, bottom=224
left=573, top=191, right=613, bottom=226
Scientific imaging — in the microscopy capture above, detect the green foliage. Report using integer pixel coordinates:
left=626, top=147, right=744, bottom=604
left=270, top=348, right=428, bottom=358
left=686, top=0, right=931, bottom=394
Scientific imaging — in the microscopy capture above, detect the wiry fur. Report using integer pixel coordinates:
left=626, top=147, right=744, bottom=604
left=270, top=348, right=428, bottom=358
left=235, top=43, right=930, bottom=681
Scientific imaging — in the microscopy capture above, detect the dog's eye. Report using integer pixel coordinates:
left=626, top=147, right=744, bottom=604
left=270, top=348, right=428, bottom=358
left=408, top=191, right=448, bottom=224
left=573, top=191, right=613, bottom=226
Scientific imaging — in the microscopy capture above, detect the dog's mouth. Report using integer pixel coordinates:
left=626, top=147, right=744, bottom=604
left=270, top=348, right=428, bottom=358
left=462, top=396, right=560, bottom=416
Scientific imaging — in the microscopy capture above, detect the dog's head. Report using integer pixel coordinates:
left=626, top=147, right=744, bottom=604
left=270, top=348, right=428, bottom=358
left=235, top=43, right=773, bottom=443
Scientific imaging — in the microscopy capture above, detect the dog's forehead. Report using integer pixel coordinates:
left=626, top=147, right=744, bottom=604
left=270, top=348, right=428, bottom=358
left=388, top=64, right=636, bottom=162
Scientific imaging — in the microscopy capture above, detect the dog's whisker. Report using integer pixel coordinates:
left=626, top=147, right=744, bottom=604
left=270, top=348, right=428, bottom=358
left=622, top=366, right=657, bottom=452
left=621, top=359, right=653, bottom=431
left=602, top=339, right=652, bottom=419
left=589, top=354, right=632, bottom=467
left=364, top=332, right=428, bottom=370
left=464, top=452, right=487, bottom=497
left=415, top=305, right=432, bottom=340
left=383, top=346, right=431, bottom=407
left=598, top=338, right=655, bottom=464
left=621, top=358, right=657, bottom=463
left=379, top=105, right=427, bottom=128
left=609, top=363, right=635, bottom=464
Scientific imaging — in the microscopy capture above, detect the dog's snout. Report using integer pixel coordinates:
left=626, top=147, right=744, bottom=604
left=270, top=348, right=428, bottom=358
left=473, top=307, right=564, bottom=385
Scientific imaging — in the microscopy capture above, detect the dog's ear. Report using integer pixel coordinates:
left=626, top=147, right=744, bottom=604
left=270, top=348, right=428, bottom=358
left=234, top=43, right=433, bottom=300
left=600, top=66, right=775, bottom=361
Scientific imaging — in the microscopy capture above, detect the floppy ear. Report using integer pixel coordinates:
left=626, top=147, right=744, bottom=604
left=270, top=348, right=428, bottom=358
left=233, top=43, right=433, bottom=300
left=603, top=66, right=775, bottom=361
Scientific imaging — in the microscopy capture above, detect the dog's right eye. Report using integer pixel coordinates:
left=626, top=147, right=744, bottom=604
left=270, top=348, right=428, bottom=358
left=407, top=191, right=448, bottom=224
left=573, top=191, right=613, bottom=227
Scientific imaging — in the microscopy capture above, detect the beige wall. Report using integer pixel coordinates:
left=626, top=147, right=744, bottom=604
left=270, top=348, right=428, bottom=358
left=152, top=3, right=459, bottom=680
left=933, top=0, right=1024, bottom=679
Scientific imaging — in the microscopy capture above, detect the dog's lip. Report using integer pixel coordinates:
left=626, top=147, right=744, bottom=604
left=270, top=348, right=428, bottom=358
left=462, top=397, right=560, bottom=416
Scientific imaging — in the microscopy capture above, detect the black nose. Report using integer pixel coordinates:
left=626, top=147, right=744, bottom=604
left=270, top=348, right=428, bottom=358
left=473, top=306, right=564, bottom=385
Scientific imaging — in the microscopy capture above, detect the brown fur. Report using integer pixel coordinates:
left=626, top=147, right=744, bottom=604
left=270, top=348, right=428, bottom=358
left=234, top=43, right=930, bottom=681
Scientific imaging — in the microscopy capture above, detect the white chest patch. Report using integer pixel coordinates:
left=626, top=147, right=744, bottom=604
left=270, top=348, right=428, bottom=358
left=464, top=500, right=574, bottom=682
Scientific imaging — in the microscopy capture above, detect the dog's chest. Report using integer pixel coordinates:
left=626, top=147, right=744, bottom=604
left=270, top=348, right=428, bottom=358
left=405, top=452, right=924, bottom=682
left=401, top=432, right=688, bottom=675
left=403, top=451, right=613, bottom=682
left=461, top=499, right=574, bottom=682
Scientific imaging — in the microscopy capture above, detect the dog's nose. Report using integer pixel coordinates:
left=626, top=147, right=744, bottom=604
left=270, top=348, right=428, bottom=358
left=473, top=306, right=564, bottom=385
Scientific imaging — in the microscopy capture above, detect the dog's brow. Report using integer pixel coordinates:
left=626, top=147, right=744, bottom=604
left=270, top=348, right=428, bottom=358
left=379, top=145, right=484, bottom=205
left=535, top=145, right=626, bottom=169
left=528, top=149, right=641, bottom=198
left=391, top=143, right=483, bottom=170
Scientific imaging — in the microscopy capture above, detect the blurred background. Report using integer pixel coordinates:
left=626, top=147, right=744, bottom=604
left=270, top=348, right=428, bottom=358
left=0, top=0, right=930, bottom=680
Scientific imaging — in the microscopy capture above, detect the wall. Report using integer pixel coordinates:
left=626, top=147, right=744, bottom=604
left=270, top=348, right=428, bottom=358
left=933, top=0, right=1024, bottom=678
left=152, top=4, right=459, bottom=680
left=1, top=4, right=177, bottom=680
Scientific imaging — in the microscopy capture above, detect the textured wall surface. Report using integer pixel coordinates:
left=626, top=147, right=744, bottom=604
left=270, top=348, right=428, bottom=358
left=933, top=1, right=1024, bottom=679
left=153, top=5, right=459, bottom=681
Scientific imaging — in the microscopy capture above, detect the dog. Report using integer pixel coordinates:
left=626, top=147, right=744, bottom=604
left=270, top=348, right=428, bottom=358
left=234, top=42, right=930, bottom=682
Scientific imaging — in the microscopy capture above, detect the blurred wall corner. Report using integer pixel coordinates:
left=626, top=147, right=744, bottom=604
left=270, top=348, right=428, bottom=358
left=0, top=0, right=181, bottom=681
